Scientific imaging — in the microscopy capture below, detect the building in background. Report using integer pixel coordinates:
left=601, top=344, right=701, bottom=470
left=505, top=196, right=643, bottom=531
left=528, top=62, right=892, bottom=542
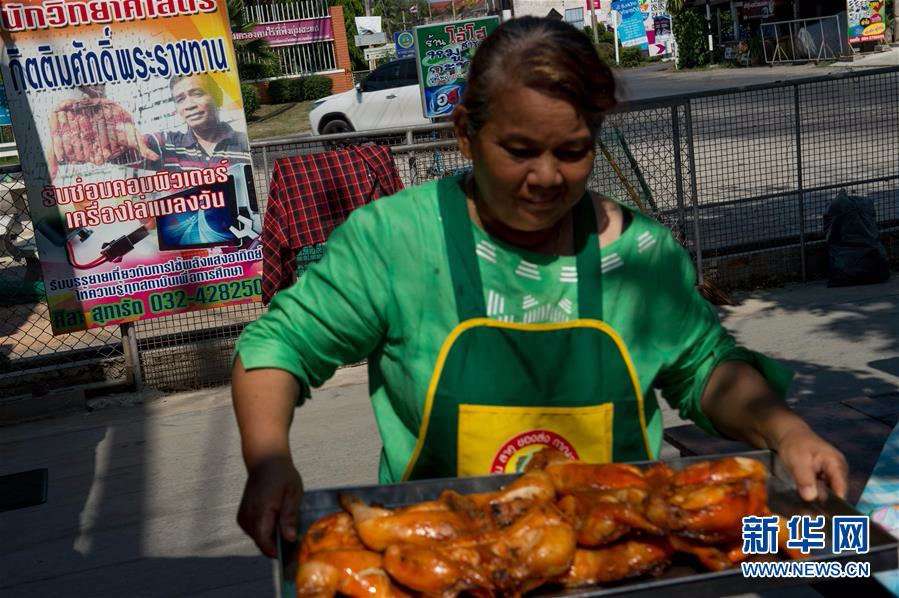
left=236, top=1, right=355, bottom=96
left=512, top=0, right=612, bottom=28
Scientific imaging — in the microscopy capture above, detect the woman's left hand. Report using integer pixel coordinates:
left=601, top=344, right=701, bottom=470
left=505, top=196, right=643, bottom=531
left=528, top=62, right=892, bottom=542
left=773, top=423, right=849, bottom=502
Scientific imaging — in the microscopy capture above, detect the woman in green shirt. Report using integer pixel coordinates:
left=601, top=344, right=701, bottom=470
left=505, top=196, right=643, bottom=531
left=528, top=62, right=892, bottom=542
left=232, top=17, right=847, bottom=557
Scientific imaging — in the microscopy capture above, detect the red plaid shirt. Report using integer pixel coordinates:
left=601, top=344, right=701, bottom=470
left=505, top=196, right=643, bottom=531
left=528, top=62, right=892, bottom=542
left=261, top=145, right=404, bottom=303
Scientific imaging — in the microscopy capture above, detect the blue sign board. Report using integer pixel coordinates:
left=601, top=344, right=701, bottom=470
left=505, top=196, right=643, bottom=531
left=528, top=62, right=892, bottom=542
left=394, top=30, right=415, bottom=59
left=612, top=0, right=648, bottom=48
left=0, top=83, right=10, bottom=126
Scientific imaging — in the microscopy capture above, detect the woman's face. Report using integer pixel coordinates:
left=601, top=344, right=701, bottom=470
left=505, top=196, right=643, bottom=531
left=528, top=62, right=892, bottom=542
left=456, top=84, right=595, bottom=232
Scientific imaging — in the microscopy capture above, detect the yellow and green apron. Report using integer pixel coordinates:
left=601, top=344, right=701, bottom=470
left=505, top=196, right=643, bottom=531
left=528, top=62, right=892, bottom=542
left=402, top=187, right=653, bottom=481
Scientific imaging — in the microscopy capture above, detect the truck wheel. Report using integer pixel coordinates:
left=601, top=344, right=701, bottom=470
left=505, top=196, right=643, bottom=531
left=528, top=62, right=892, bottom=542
left=321, top=119, right=352, bottom=135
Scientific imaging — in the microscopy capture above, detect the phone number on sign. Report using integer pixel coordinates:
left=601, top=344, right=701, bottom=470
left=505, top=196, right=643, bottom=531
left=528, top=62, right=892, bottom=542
left=148, top=278, right=261, bottom=313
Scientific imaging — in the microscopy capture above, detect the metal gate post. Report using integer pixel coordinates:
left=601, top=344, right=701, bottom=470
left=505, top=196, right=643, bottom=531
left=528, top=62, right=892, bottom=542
left=794, top=85, right=807, bottom=282
left=684, top=101, right=704, bottom=285
left=671, top=103, right=687, bottom=244
left=120, top=322, right=143, bottom=391
left=260, top=145, right=270, bottom=197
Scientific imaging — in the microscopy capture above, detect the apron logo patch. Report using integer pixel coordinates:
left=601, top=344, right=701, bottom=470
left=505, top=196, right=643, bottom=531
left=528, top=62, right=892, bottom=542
left=491, top=429, right=578, bottom=474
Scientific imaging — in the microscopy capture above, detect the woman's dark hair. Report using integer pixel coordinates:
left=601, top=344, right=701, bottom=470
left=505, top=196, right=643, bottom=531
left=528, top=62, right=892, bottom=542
left=460, top=17, right=616, bottom=137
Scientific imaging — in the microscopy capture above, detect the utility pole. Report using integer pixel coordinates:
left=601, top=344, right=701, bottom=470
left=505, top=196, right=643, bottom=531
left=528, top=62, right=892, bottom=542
left=589, top=0, right=599, bottom=46
left=705, top=0, right=715, bottom=64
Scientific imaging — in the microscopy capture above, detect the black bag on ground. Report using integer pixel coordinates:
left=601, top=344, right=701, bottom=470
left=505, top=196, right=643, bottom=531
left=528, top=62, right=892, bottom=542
left=823, top=190, right=891, bottom=287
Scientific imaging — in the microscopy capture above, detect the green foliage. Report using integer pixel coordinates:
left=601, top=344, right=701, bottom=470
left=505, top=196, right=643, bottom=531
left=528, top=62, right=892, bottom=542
left=332, top=0, right=367, bottom=71
left=583, top=26, right=615, bottom=45
left=596, top=42, right=615, bottom=64
left=619, top=46, right=644, bottom=67
left=672, top=10, right=709, bottom=69
left=238, top=60, right=282, bottom=81
left=267, top=76, right=335, bottom=103
left=241, top=83, right=259, bottom=118
left=302, top=76, right=333, bottom=101
left=267, top=79, right=296, bottom=103
left=666, top=0, right=685, bottom=15
left=229, top=0, right=281, bottom=81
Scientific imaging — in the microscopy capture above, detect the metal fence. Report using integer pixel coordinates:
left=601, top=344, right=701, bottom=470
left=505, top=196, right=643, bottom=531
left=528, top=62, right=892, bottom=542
left=1, top=66, right=898, bottom=396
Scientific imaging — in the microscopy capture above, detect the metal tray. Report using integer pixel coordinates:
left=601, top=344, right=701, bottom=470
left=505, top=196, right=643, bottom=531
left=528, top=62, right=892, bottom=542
left=277, top=450, right=899, bottom=597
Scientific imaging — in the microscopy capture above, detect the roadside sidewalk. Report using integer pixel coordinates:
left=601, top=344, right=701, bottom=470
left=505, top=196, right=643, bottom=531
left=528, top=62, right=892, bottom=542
left=0, top=277, right=896, bottom=596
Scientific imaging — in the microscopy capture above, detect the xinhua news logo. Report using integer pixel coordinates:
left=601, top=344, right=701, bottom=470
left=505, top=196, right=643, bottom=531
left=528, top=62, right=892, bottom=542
left=740, top=515, right=871, bottom=579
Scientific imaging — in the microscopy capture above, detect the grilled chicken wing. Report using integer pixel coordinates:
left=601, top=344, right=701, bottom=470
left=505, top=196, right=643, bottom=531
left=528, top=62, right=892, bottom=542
left=339, top=493, right=488, bottom=552
left=383, top=503, right=577, bottom=596
left=524, top=448, right=649, bottom=494
left=443, top=469, right=557, bottom=528
left=646, top=458, right=769, bottom=544
left=556, top=538, right=673, bottom=587
left=297, top=549, right=412, bottom=598
left=557, top=488, right=663, bottom=547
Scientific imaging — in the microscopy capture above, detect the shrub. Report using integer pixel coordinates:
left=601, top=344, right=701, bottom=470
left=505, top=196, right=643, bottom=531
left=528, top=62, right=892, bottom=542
left=673, top=10, right=709, bottom=69
left=302, top=76, right=333, bottom=101
left=583, top=25, right=615, bottom=45
left=240, top=83, right=258, bottom=119
left=288, top=78, right=306, bottom=101
left=596, top=42, right=615, bottom=65
left=267, top=78, right=296, bottom=103
left=619, top=46, right=644, bottom=68
left=238, top=60, right=281, bottom=81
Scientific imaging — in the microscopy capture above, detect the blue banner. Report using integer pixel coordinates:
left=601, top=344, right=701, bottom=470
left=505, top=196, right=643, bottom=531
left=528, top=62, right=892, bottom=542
left=612, top=0, right=648, bottom=48
left=0, top=83, right=10, bottom=126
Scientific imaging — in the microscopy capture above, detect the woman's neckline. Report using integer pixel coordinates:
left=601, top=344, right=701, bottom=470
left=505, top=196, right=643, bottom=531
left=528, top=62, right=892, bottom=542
left=448, top=175, right=640, bottom=264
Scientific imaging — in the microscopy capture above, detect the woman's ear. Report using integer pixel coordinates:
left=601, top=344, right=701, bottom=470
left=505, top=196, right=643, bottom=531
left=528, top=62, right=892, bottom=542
left=453, top=105, right=473, bottom=160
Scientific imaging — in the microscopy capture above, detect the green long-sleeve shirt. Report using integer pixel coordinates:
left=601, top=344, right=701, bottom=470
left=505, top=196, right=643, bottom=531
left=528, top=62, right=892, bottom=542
left=235, top=176, right=793, bottom=483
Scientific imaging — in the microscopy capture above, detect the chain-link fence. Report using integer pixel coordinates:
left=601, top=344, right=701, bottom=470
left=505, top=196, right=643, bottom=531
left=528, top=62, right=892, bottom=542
left=2, top=66, right=897, bottom=396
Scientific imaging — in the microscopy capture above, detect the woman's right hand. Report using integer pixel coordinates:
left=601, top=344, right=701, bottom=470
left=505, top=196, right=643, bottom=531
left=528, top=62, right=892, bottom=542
left=237, top=455, right=304, bottom=558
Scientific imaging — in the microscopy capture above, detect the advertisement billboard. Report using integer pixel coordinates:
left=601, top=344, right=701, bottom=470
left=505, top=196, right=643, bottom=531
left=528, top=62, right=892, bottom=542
left=846, top=0, right=886, bottom=43
left=611, top=0, right=649, bottom=47
left=413, top=16, right=499, bottom=120
left=0, top=0, right=262, bottom=334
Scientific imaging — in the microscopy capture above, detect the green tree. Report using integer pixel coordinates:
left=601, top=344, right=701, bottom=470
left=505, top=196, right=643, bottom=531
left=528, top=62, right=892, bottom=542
left=332, top=0, right=368, bottom=71
left=228, top=0, right=282, bottom=80
left=672, top=9, right=708, bottom=68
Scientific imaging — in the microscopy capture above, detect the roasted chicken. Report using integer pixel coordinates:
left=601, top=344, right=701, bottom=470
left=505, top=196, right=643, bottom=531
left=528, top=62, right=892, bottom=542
left=298, top=450, right=799, bottom=597
left=556, top=538, right=673, bottom=587
left=383, top=503, right=576, bottom=596
left=297, top=512, right=410, bottom=598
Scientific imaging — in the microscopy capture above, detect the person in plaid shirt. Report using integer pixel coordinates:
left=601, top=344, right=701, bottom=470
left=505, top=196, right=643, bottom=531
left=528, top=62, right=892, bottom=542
left=231, top=17, right=848, bottom=560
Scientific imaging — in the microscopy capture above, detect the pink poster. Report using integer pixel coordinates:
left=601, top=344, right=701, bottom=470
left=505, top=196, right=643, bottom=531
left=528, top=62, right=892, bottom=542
left=233, top=18, right=333, bottom=48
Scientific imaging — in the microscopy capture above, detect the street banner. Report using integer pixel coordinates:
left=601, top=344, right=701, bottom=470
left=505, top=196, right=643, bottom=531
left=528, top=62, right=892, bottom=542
left=394, top=30, right=416, bottom=60
left=0, top=0, right=261, bottom=334
left=0, top=81, right=9, bottom=126
left=232, top=18, right=334, bottom=47
left=651, top=15, right=673, bottom=56
left=846, top=0, right=886, bottom=43
left=413, top=16, right=499, bottom=120
left=611, top=0, right=649, bottom=47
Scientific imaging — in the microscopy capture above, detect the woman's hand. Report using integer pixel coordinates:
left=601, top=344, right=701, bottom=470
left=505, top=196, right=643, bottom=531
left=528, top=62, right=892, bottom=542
left=701, top=361, right=849, bottom=502
left=237, top=455, right=303, bottom=558
left=232, top=359, right=304, bottom=557
left=771, top=422, right=849, bottom=502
